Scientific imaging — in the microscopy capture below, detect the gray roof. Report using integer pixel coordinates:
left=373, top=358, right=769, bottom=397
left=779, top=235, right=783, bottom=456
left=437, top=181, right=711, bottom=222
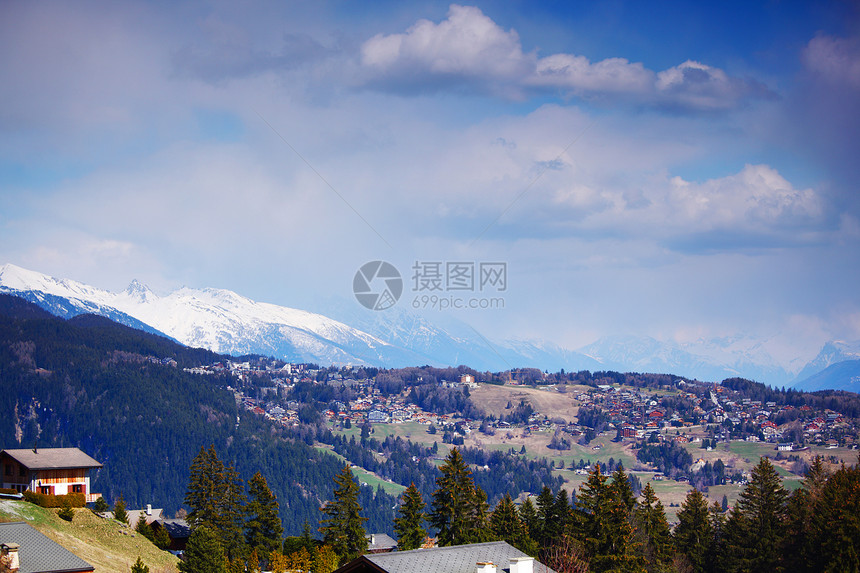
left=155, top=518, right=191, bottom=539
left=1, top=448, right=102, bottom=470
left=366, top=533, right=397, bottom=551
left=0, top=521, right=94, bottom=573
left=342, top=541, right=555, bottom=573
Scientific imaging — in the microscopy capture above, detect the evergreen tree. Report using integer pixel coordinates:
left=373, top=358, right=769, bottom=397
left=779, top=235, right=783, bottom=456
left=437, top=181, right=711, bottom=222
left=319, top=465, right=368, bottom=563
left=807, top=459, right=860, bottom=572
left=706, top=500, right=727, bottom=573
left=723, top=457, right=788, bottom=573
left=135, top=512, right=154, bottom=542
left=393, top=483, right=426, bottom=551
left=535, top=486, right=556, bottom=546
left=154, top=526, right=171, bottom=550
left=179, top=525, right=227, bottom=573
left=784, top=455, right=829, bottom=572
left=131, top=556, right=149, bottom=573
left=674, top=489, right=712, bottom=573
left=429, top=448, right=489, bottom=546
left=93, top=496, right=109, bottom=513
left=245, top=472, right=284, bottom=559
left=518, top=497, right=539, bottom=544
left=633, top=483, right=673, bottom=572
left=490, top=494, right=537, bottom=556
left=184, top=445, right=247, bottom=560
left=114, top=494, right=129, bottom=525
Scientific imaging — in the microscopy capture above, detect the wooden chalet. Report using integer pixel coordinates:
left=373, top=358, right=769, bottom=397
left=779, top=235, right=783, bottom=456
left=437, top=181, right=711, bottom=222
left=1, top=448, right=102, bottom=503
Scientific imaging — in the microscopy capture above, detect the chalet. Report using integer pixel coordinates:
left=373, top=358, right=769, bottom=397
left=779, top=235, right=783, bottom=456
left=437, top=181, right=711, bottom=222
left=0, top=521, right=94, bottom=572
left=0, top=448, right=102, bottom=502
left=334, top=541, right=554, bottom=573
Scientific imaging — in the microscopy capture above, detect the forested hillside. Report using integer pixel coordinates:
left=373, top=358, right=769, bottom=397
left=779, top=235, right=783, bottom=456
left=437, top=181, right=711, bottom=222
left=0, top=294, right=395, bottom=535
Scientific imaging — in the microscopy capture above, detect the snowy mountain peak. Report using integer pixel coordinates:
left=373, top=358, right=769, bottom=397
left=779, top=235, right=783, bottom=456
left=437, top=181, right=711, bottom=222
left=123, top=279, right=154, bottom=302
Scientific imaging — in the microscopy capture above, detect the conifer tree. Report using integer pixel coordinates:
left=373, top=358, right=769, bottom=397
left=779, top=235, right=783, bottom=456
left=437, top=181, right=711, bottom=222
left=804, top=459, right=860, bottom=572
left=490, top=494, right=537, bottom=556
left=131, top=556, right=149, bottom=573
left=633, top=483, right=673, bottom=571
left=723, top=457, right=787, bottom=573
left=184, top=445, right=247, bottom=560
left=535, top=486, right=556, bottom=546
left=245, top=472, right=284, bottom=559
left=154, top=526, right=171, bottom=550
left=135, top=511, right=154, bottom=541
left=319, top=465, right=367, bottom=563
left=429, top=448, right=489, bottom=546
left=784, top=455, right=829, bottom=572
left=518, top=497, right=539, bottom=543
left=393, top=483, right=426, bottom=551
left=179, top=525, right=227, bottom=573
left=674, top=488, right=712, bottom=573
left=113, top=494, right=129, bottom=525
left=93, top=496, right=109, bottom=513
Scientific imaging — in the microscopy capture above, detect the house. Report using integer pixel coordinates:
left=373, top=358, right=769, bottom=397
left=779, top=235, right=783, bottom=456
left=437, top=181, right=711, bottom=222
left=0, top=521, right=94, bottom=572
left=334, top=541, right=554, bottom=573
left=127, top=504, right=164, bottom=529
left=366, top=533, right=397, bottom=553
left=776, top=443, right=793, bottom=452
left=0, top=448, right=102, bottom=502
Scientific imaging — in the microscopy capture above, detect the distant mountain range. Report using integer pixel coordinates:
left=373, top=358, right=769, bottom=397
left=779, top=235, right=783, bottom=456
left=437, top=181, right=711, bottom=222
left=1, top=263, right=858, bottom=391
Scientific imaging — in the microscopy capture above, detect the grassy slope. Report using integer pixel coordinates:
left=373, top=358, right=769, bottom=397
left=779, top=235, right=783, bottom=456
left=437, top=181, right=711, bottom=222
left=0, top=500, right=178, bottom=573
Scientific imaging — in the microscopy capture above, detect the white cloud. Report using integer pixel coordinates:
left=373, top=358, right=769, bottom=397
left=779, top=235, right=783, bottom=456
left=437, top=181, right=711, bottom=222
left=803, top=35, right=860, bottom=89
left=358, top=4, right=769, bottom=110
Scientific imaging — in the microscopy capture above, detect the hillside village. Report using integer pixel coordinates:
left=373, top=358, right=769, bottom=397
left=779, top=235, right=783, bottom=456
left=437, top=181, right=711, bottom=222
left=189, top=358, right=859, bottom=473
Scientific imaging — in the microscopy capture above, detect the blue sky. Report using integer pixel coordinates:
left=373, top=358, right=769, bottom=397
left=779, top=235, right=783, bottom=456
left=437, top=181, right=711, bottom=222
left=1, top=1, right=859, bottom=369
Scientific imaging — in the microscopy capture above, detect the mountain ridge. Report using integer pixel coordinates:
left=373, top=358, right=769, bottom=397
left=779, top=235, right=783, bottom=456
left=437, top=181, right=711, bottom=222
left=0, top=263, right=850, bottom=387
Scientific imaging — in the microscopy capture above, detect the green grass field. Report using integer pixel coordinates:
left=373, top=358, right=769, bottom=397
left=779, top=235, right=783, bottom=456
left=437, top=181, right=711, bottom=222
left=0, top=500, right=179, bottom=573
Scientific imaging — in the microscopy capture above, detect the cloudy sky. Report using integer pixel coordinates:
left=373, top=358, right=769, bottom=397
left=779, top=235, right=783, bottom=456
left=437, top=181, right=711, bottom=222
left=1, top=1, right=859, bottom=367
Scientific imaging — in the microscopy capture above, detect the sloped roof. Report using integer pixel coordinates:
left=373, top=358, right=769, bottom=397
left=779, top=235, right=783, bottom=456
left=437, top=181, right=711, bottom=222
left=0, top=521, right=94, bottom=573
left=155, top=518, right=191, bottom=539
left=336, top=541, right=556, bottom=573
left=366, top=533, right=397, bottom=551
left=1, top=448, right=102, bottom=470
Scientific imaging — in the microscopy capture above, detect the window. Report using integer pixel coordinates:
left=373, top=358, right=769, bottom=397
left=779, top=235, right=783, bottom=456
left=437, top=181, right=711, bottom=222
left=39, top=486, right=51, bottom=495
left=71, top=484, right=83, bottom=493
left=4, top=464, right=11, bottom=476
left=19, top=465, right=25, bottom=476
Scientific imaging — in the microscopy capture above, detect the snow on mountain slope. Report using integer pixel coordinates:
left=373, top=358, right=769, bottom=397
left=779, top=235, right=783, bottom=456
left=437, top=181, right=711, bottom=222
left=578, top=334, right=794, bottom=385
left=0, top=263, right=421, bottom=366
left=793, top=340, right=860, bottom=385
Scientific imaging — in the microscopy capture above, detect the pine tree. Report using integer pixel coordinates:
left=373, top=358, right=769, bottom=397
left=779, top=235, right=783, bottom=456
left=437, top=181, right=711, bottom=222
left=245, top=472, right=284, bottom=559
left=429, top=448, right=489, bottom=546
left=393, top=483, right=426, bottom=551
left=184, top=445, right=247, bottom=560
left=674, top=488, right=712, bottom=573
left=113, top=494, right=129, bottom=525
left=179, top=525, right=227, bottom=573
left=806, top=459, right=860, bottom=572
left=135, top=511, right=154, bottom=542
left=535, top=486, right=556, bottom=546
left=723, top=457, right=788, bottom=573
left=784, top=455, right=829, bottom=572
left=131, top=556, right=150, bottom=573
left=633, top=483, right=673, bottom=571
left=319, top=464, right=368, bottom=563
left=490, top=494, right=536, bottom=555
left=518, top=497, right=539, bottom=543
left=93, top=496, right=109, bottom=513
left=154, top=526, right=171, bottom=550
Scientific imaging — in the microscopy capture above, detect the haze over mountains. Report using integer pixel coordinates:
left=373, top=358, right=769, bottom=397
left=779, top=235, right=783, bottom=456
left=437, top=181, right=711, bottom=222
left=0, top=263, right=856, bottom=390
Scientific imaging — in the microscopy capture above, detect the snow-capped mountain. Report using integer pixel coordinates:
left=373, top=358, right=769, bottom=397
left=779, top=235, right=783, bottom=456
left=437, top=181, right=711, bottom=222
left=0, top=263, right=850, bottom=387
left=792, top=340, right=860, bottom=385
left=0, top=264, right=424, bottom=366
left=578, top=334, right=795, bottom=386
